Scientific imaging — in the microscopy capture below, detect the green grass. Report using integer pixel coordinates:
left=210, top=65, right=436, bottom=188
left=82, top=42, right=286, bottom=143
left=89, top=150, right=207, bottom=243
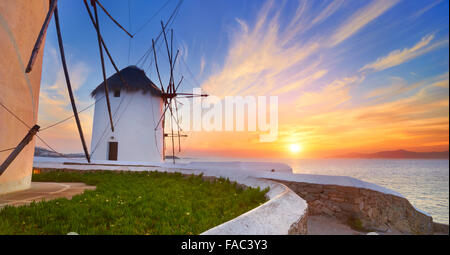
left=0, top=171, right=268, bottom=235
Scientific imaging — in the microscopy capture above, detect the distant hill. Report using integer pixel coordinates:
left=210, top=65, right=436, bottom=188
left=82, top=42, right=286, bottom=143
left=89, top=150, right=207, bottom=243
left=334, top=149, right=449, bottom=159
left=34, top=147, right=84, bottom=158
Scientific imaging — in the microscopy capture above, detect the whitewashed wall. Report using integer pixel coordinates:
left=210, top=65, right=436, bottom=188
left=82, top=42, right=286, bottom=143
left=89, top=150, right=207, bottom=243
left=90, top=90, right=164, bottom=163
left=0, top=0, right=48, bottom=194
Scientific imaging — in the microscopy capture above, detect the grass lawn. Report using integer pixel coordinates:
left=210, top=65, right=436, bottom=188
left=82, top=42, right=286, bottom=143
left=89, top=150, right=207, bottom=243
left=0, top=171, right=268, bottom=235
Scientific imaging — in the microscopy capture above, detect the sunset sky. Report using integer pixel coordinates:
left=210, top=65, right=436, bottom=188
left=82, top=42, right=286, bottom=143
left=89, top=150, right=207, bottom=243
left=36, top=0, right=449, bottom=159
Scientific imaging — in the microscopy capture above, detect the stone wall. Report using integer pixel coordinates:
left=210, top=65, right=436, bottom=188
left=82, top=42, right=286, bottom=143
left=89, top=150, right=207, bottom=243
left=288, top=208, right=308, bottom=235
left=274, top=180, right=434, bottom=234
left=433, top=222, right=449, bottom=234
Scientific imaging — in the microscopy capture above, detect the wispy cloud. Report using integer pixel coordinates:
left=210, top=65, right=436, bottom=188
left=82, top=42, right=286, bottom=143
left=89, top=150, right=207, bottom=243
left=360, top=34, right=448, bottom=72
left=296, top=75, right=363, bottom=114
left=201, top=0, right=403, bottom=98
left=194, top=0, right=448, bottom=157
left=37, top=46, right=92, bottom=152
left=284, top=73, right=449, bottom=156
left=201, top=0, right=329, bottom=97
left=329, top=0, right=400, bottom=46
left=199, top=55, right=205, bottom=77
left=311, top=0, right=345, bottom=26
left=411, top=0, right=444, bottom=19
left=364, top=73, right=449, bottom=101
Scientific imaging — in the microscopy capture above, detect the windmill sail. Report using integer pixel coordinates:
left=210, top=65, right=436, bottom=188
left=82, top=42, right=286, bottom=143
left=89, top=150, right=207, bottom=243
left=151, top=22, right=208, bottom=163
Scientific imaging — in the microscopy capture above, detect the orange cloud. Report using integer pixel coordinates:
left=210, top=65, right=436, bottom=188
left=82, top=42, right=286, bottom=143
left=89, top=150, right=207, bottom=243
left=180, top=72, right=448, bottom=159
left=201, top=0, right=325, bottom=98
left=189, top=0, right=449, bottom=159
left=36, top=48, right=93, bottom=153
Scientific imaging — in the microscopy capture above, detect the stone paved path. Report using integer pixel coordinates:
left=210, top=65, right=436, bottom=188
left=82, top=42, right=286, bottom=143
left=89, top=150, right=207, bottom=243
left=0, top=182, right=96, bottom=209
left=307, top=215, right=408, bottom=235
left=307, top=215, right=364, bottom=235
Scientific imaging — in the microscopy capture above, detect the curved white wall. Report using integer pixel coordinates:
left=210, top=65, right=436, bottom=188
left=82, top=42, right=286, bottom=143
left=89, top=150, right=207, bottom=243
left=90, top=90, right=164, bottom=163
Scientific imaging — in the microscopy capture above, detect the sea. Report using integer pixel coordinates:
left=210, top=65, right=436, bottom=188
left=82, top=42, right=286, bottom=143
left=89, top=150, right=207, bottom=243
left=184, top=157, right=449, bottom=224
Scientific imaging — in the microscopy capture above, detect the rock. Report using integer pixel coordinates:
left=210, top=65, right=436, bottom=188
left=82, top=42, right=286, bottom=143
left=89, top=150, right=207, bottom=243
left=304, top=194, right=317, bottom=202
left=275, top=180, right=435, bottom=234
left=359, top=201, right=364, bottom=211
left=331, top=205, right=341, bottom=212
left=321, top=207, right=334, bottom=216
left=329, top=196, right=345, bottom=202
left=288, top=210, right=309, bottom=235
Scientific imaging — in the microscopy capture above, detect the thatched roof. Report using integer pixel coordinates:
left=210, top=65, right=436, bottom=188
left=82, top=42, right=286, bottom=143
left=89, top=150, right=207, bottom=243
left=91, top=66, right=162, bottom=97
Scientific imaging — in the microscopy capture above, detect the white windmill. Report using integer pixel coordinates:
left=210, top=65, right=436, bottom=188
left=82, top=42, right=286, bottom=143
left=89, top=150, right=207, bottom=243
left=90, top=22, right=207, bottom=164
left=90, top=65, right=164, bottom=163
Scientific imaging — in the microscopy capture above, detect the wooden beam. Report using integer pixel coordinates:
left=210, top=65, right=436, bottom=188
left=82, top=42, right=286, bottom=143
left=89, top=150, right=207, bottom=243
left=91, top=0, right=115, bottom=132
left=25, top=0, right=58, bottom=73
left=83, top=0, right=130, bottom=90
left=164, top=134, right=187, bottom=137
left=174, top=98, right=182, bottom=152
left=169, top=104, right=175, bottom=164
left=92, top=0, right=133, bottom=38
left=160, top=21, right=173, bottom=94
left=0, top=125, right=40, bottom=175
left=54, top=7, right=91, bottom=163
left=152, top=39, right=165, bottom=93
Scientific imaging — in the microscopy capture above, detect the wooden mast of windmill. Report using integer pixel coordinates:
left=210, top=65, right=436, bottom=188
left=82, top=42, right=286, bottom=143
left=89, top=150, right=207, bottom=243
left=151, top=21, right=207, bottom=164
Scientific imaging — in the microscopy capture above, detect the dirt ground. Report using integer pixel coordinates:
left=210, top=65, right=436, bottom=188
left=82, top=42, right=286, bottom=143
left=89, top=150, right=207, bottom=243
left=0, top=182, right=96, bottom=209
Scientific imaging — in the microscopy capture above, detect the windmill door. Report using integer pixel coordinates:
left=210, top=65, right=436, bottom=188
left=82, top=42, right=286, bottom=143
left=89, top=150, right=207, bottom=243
left=108, top=142, right=118, bottom=161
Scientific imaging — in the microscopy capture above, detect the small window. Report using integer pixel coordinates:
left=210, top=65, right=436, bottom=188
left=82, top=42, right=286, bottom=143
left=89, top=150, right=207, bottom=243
left=114, top=90, right=120, bottom=97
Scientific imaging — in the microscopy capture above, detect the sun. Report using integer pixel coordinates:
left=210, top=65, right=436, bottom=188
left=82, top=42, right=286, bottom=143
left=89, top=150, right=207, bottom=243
left=289, top=144, right=302, bottom=153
